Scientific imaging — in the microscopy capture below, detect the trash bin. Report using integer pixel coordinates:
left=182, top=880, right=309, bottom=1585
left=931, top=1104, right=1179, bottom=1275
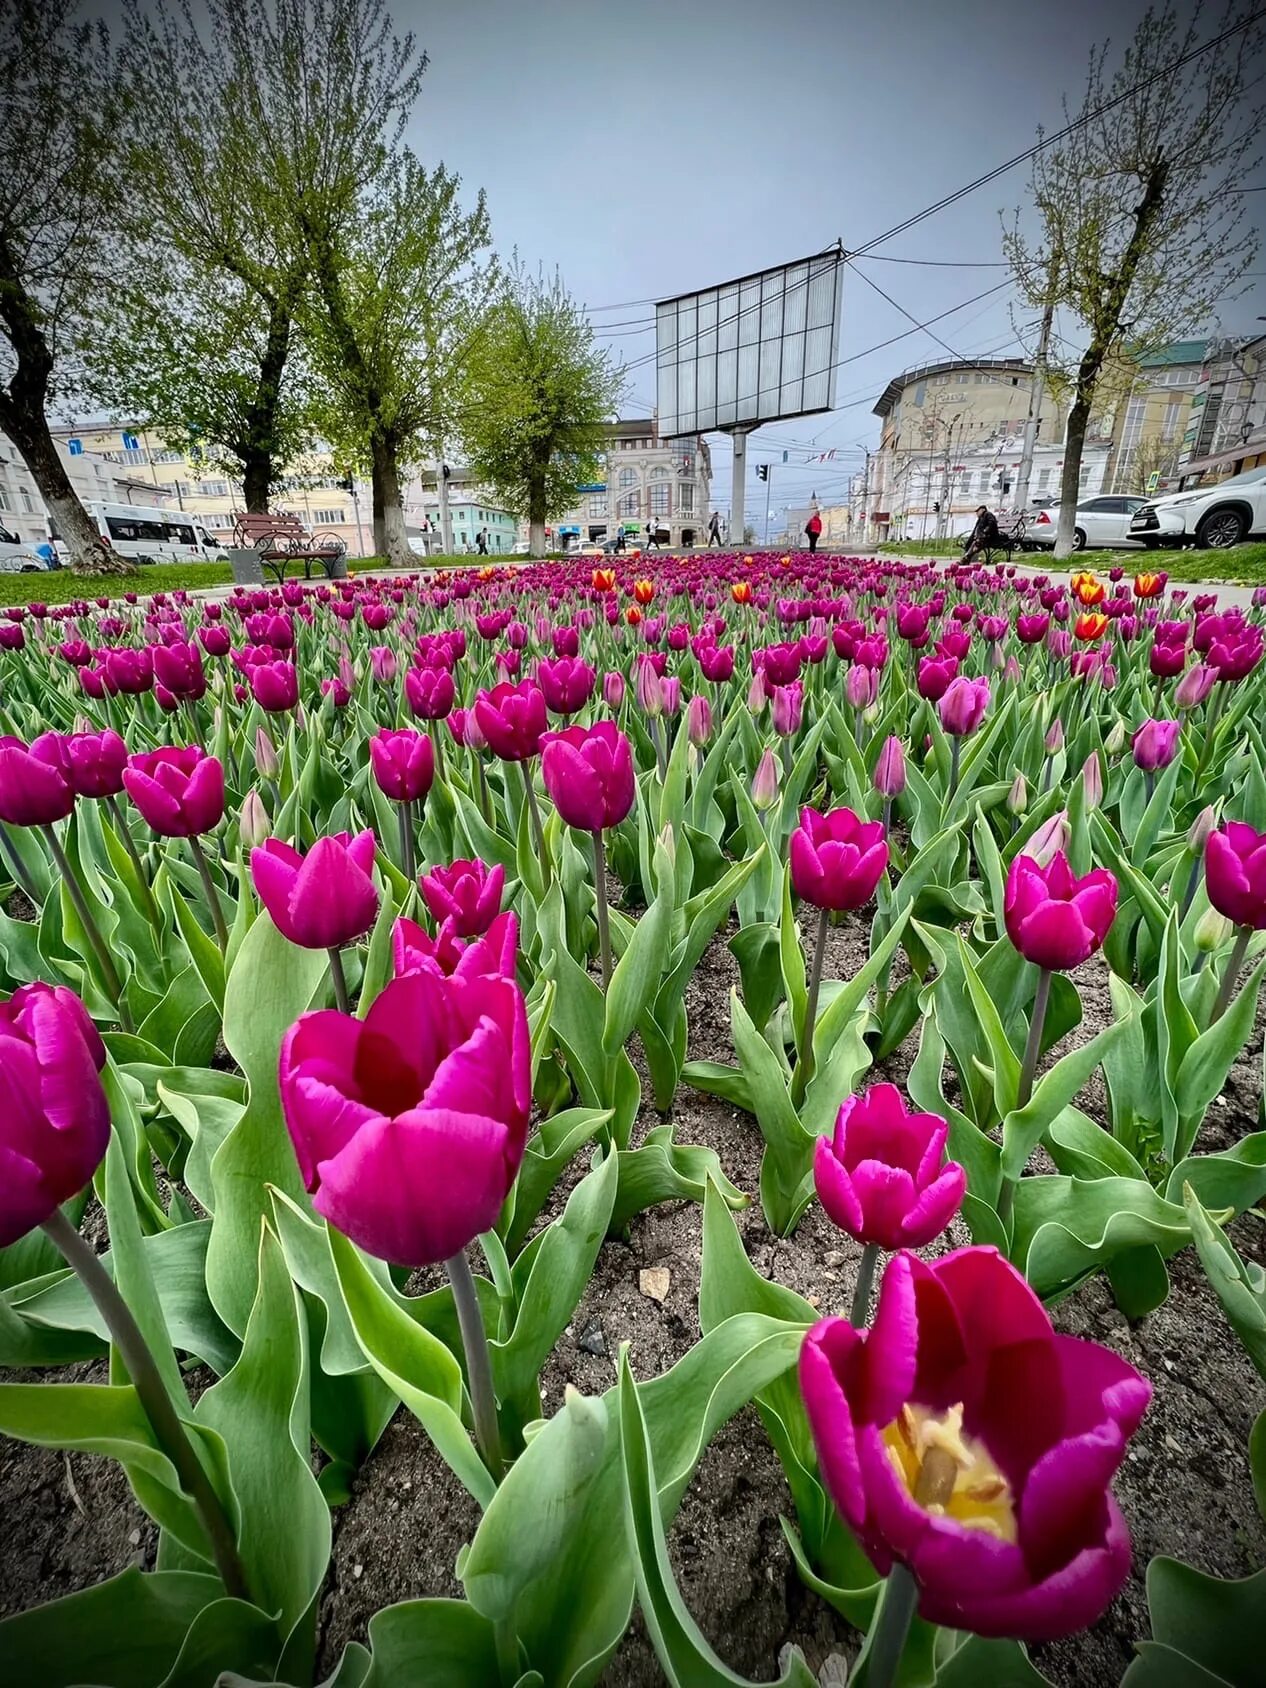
left=227, top=548, right=264, bottom=586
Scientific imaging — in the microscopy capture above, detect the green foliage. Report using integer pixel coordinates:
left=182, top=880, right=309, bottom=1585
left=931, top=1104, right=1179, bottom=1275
left=458, top=261, right=625, bottom=546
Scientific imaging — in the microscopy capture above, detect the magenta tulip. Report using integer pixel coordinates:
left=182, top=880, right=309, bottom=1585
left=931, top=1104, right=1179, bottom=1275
left=938, top=676, right=990, bottom=737
left=474, top=680, right=548, bottom=762
left=420, top=857, right=505, bottom=937
left=33, top=730, right=129, bottom=800
left=790, top=805, right=888, bottom=911
left=0, top=982, right=110, bottom=1247
left=800, top=1246, right=1149, bottom=1639
left=124, top=747, right=225, bottom=837
left=1004, top=851, right=1117, bottom=971
left=541, top=721, right=636, bottom=833
left=405, top=664, right=456, bottom=721
left=537, top=656, right=596, bottom=717
left=391, top=910, right=518, bottom=982
left=0, top=737, right=76, bottom=826
left=251, top=830, right=379, bottom=949
left=1131, top=718, right=1180, bottom=773
left=369, top=729, right=435, bottom=804
left=873, top=736, right=906, bottom=797
left=278, top=969, right=531, bottom=1266
left=814, top=1084, right=965, bottom=1250
left=1206, top=822, right=1266, bottom=930
left=249, top=660, right=299, bottom=713
left=152, top=641, right=207, bottom=701
left=916, top=655, right=958, bottom=702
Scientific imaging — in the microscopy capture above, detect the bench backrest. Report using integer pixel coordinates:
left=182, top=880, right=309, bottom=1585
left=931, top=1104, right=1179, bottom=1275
left=231, top=510, right=314, bottom=544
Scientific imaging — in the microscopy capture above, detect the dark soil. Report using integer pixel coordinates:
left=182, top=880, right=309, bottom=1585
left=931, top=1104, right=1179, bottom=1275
left=3, top=923, right=1265, bottom=1687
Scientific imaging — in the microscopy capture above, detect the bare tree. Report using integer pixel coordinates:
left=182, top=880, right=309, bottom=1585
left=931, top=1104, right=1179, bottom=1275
left=0, top=1, right=125, bottom=572
left=1004, top=2, right=1263, bottom=559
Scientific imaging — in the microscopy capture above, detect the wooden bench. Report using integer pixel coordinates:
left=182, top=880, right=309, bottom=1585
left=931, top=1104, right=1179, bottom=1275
left=230, top=512, right=348, bottom=583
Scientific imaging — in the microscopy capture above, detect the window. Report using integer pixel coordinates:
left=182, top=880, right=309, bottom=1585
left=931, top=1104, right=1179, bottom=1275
left=120, top=448, right=148, bottom=467
left=1120, top=397, right=1147, bottom=451
left=617, top=491, right=641, bottom=517
left=165, top=521, right=196, bottom=545
left=152, top=449, right=184, bottom=464
left=649, top=465, right=669, bottom=480
left=312, top=508, right=346, bottom=525
left=977, top=470, right=991, bottom=496
left=588, top=494, right=608, bottom=517
left=1162, top=402, right=1183, bottom=441
left=106, top=516, right=167, bottom=542
left=0, top=490, right=9, bottom=511
left=199, top=479, right=229, bottom=497
left=678, top=482, right=694, bottom=513
left=205, top=512, right=234, bottom=529
left=957, top=372, right=969, bottom=384
left=121, top=431, right=140, bottom=451
left=618, top=467, right=637, bottom=488
left=1036, top=468, right=1051, bottom=492
left=20, top=489, right=32, bottom=512
left=650, top=482, right=670, bottom=516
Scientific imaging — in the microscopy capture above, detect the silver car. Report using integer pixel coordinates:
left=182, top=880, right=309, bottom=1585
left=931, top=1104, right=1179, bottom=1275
left=1027, top=494, right=1150, bottom=551
left=0, top=523, right=51, bottom=573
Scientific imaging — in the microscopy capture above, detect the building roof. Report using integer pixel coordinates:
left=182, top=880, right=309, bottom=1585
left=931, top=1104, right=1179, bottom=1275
left=1137, top=340, right=1210, bottom=368
left=872, top=358, right=1031, bottom=418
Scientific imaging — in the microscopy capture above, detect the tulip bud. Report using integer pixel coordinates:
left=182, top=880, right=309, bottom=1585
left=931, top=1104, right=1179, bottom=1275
left=686, top=694, right=713, bottom=748
left=1027, top=808, right=1070, bottom=867
left=1104, top=720, right=1127, bottom=756
left=1175, top=663, right=1216, bottom=710
left=747, top=670, right=768, bottom=713
left=1081, top=751, right=1104, bottom=811
left=873, top=736, right=906, bottom=797
left=635, top=658, right=664, bottom=718
left=1194, top=905, right=1233, bottom=954
left=239, top=788, right=272, bottom=849
left=1007, top=772, right=1028, bottom=816
left=602, top=670, right=625, bottom=709
left=1044, top=718, right=1064, bottom=754
left=1187, top=804, right=1216, bottom=853
left=255, top=726, right=279, bottom=779
left=752, top=747, right=780, bottom=810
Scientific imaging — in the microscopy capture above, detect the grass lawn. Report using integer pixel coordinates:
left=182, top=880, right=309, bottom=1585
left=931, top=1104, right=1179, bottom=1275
left=0, top=553, right=535, bottom=609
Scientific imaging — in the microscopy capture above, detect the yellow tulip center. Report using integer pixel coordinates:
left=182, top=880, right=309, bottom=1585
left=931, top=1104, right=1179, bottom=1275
left=882, top=1402, right=1017, bottom=1542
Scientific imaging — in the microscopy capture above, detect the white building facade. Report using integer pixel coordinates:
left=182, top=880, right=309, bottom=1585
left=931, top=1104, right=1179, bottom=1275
left=0, top=428, right=170, bottom=544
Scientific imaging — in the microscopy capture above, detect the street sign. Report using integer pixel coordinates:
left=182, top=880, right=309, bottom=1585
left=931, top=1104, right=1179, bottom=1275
left=1146, top=471, right=1161, bottom=492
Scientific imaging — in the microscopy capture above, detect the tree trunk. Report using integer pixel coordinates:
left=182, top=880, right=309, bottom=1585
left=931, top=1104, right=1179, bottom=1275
left=370, top=452, right=387, bottom=557
left=528, top=473, right=547, bottom=559
left=239, top=298, right=293, bottom=514
left=1054, top=391, right=1091, bottom=561
left=0, top=253, right=125, bottom=574
left=371, top=434, right=411, bottom=568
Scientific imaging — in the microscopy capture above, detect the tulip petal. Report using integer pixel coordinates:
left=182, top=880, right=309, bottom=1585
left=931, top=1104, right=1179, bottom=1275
left=799, top=1319, right=867, bottom=1530
left=313, top=1107, right=513, bottom=1267
left=0, top=1143, right=53, bottom=1248
left=1019, top=1424, right=1125, bottom=1583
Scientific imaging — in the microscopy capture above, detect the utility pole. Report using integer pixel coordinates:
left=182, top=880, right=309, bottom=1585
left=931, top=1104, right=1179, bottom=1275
left=935, top=413, right=961, bottom=540
left=1014, top=257, right=1057, bottom=514
left=437, top=453, right=454, bottom=556
left=727, top=425, right=754, bottom=548
left=763, top=465, right=772, bottom=543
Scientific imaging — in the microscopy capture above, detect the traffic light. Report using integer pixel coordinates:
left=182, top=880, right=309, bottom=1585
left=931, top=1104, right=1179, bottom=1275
left=932, top=501, right=941, bottom=513
left=755, top=464, right=769, bottom=481
left=340, top=475, right=355, bottom=494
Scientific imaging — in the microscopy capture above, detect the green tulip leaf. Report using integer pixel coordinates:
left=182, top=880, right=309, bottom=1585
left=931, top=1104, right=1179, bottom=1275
left=501, top=1106, right=614, bottom=1256
left=1182, top=1184, right=1266, bottom=1383
left=1000, top=1012, right=1130, bottom=1183
left=603, top=831, right=676, bottom=1055
left=611, top=1126, right=748, bottom=1235
left=730, top=987, right=814, bottom=1236
left=1122, top=1560, right=1266, bottom=1688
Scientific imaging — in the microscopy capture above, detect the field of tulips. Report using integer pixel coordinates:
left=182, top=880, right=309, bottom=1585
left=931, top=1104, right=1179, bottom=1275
left=1, top=550, right=1265, bottom=1688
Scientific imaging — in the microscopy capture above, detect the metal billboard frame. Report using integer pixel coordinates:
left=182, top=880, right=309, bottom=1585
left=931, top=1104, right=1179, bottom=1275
left=655, top=247, right=845, bottom=439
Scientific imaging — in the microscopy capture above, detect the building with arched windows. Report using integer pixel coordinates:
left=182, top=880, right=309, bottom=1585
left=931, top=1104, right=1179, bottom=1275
left=529, top=416, right=713, bottom=549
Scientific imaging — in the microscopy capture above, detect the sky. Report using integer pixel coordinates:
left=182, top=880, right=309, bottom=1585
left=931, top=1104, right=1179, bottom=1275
left=394, top=0, right=1265, bottom=526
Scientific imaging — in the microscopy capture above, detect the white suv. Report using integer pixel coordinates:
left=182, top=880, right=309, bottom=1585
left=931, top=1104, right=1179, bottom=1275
left=1129, top=465, right=1266, bottom=550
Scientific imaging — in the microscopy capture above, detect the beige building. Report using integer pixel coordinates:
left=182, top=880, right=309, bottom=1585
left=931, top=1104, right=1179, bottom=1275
left=538, top=417, right=714, bottom=550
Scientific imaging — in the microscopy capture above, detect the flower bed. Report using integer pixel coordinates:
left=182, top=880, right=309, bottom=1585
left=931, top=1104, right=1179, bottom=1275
left=1, top=551, right=1264, bottom=1687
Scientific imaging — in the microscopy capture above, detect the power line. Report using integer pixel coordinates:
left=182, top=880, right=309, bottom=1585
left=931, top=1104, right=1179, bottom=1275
left=849, top=6, right=1266, bottom=259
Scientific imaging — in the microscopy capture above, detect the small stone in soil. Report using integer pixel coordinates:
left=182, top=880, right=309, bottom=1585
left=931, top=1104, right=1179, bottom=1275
left=577, top=1320, right=607, bottom=1356
left=639, top=1267, right=671, bottom=1303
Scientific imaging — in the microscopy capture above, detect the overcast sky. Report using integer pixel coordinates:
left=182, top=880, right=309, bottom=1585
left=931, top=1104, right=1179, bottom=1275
left=397, top=0, right=1265, bottom=520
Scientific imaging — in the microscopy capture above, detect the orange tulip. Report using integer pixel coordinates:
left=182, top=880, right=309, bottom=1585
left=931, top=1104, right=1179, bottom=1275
left=478, top=565, right=495, bottom=582
left=1133, top=572, right=1164, bottom=599
left=780, top=554, right=792, bottom=566
left=633, top=579, right=655, bottom=605
left=743, top=555, right=754, bottom=566
left=1075, top=612, right=1109, bottom=641
left=626, top=606, right=643, bottom=625
left=592, top=567, right=617, bottom=591
left=731, top=580, right=753, bottom=604
left=1071, top=571, right=1106, bottom=607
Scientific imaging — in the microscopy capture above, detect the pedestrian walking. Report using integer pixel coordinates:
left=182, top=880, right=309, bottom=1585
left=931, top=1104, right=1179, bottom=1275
left=476, top=528, right=488, bottom=555
left=804, top=508, right=823, bottom=554
left=708, top=511, right=722, bottom=547
left=645, top=521, right=658, bottom=551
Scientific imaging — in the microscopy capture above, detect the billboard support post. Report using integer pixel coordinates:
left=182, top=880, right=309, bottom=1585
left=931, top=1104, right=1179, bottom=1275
left=728, top=426, right=753, bottom=548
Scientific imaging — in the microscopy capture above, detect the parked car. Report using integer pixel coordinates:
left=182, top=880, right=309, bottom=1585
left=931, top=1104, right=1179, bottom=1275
left=50, top=502, right=226, bottom=566
left=1129, top=465, right=1266, bottom=549
left=1027, top=494, right=1150, bottom=551
left=0, top=523, right=49, bottom=573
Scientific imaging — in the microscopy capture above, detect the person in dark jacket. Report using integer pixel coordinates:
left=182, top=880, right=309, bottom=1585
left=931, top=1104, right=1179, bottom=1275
left=963, top=505, right=1001, bottom=561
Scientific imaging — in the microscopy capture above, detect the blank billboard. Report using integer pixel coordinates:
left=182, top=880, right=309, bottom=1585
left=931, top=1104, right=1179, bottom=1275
left=655, top=251, right=844, bottom=436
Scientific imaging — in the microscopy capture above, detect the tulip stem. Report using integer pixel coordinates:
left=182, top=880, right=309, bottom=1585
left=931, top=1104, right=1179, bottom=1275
left=1211, top=927, right=1252, bottom=1024
left=520, top=762, right=546, bottom=860
left=327, top=947, right=351, bottom=1015
left=397, top=800, right=416, bottom=884
left=948, top=737, right=961, bottom=802
left=998, top=967, right=1053, bottom=1231
left=40, top=1206, right=251, bottom=1604
left=850, top=1242, right=881, bottom=1327
left=445, top=1247, right=503, bottom=1479
left=792, top=906, right=831, bottom=1109
left=591, top=830, right=613, bottom=991
left=1179, top=851, right=1204, bottom=921
left=1143, top=770, right=1155, bottom=806
left=104, top=796, right=164, bottom=935
left=40, top=823, right=133, bottom=1033
left=188, top=835, right=229, bottom=956
left=864, top=1562, right=920, bottom=1688
left=1196, top=683, right=1228, bottom=780
left=475, top=753, right=493, bottom=825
